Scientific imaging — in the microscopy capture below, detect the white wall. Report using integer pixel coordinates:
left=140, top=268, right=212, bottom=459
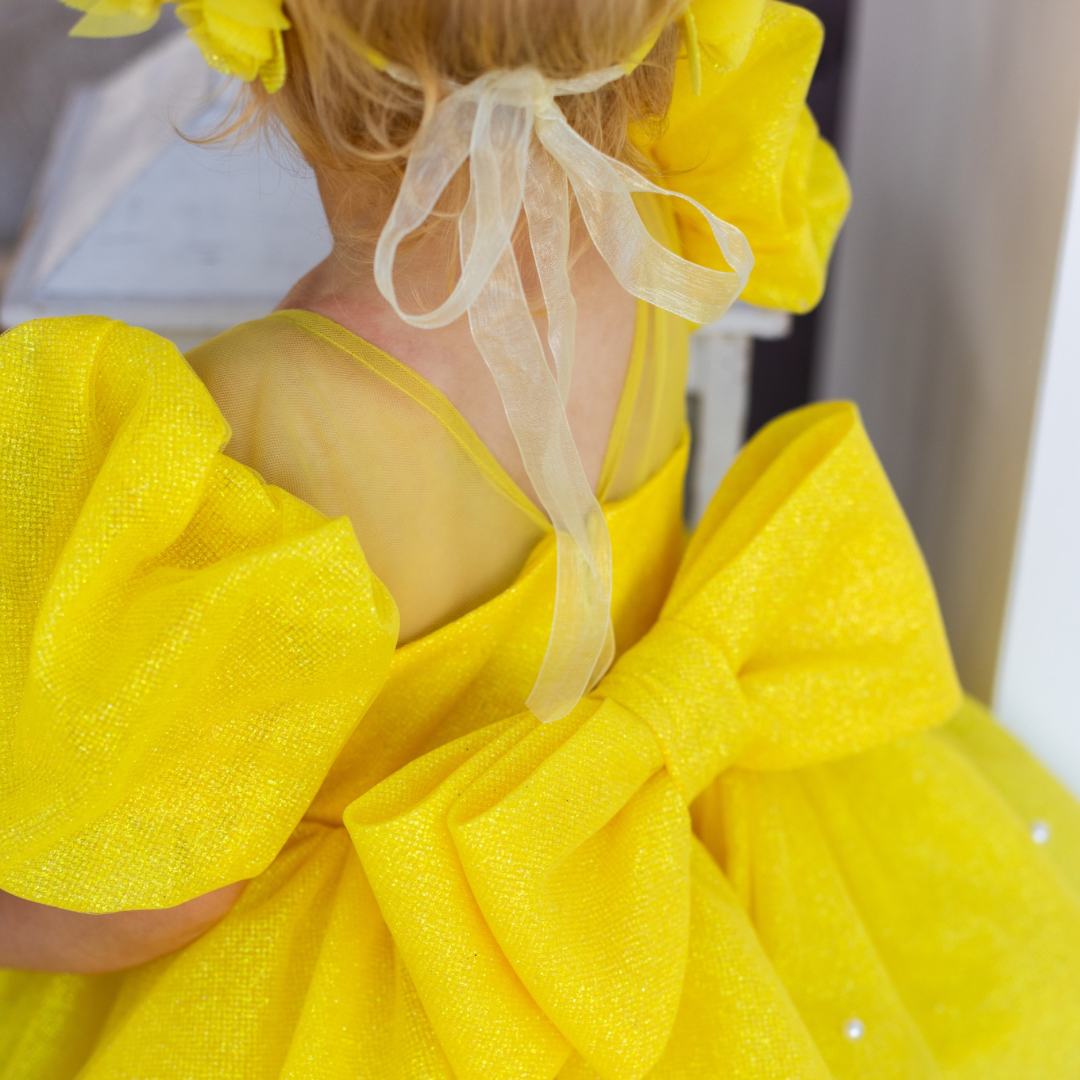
left=818, top=0, right=1080, bottom=701
left=0, top=0, right=174, bottom=247
left=995, top=119, right=1080, bottom=793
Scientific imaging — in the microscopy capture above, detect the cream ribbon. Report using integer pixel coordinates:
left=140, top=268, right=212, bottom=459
left=374, top=64, right=753, bottom=722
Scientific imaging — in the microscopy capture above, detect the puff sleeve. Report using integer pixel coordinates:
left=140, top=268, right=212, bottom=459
left=0, top=317, right=398, bottom=913
left=636, top=0, right=852, bottom=313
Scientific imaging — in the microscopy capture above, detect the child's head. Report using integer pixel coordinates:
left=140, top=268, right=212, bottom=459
left=250, top=0, right=683, bottom=243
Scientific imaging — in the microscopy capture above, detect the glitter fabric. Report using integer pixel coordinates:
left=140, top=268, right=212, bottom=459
left=4, top=327, right=1080, bottom=1076
left=635, top=0, right=852, bottom=314
left=5, top=3, right=1080, bottom=1074
left=0, top=317, right=399, bottom=911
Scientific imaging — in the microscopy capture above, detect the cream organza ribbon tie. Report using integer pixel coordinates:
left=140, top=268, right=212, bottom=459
left=373, top=64, right=754, bottom=722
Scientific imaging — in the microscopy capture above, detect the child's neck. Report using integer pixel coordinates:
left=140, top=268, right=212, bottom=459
left=277, top=233, right=637, bottom=508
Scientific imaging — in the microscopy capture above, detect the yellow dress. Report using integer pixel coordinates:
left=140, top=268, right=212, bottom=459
left=4, top=3, right=1080, bottom=1078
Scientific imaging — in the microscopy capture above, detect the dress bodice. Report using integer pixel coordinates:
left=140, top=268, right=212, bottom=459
left=4, top=312, right=1080, bottom=1080
left=184, top=280, right=695, bottom=808
left=186, top=279, right=691, bottom=646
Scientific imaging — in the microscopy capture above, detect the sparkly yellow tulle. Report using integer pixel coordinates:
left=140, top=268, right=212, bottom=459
left=636, top=0, right=852, bottom=313
left=0, top=317, right=398, bottom=911
left=4, top=319, right=1080, bottom=1077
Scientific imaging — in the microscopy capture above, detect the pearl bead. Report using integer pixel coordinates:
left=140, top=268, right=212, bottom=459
left=1031, top=820, right=1052, bottom=845
left=843, top=1017, right=865, bottom=1041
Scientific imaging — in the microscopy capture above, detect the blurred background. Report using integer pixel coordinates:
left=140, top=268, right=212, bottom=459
left=0, top=0, right=175, bottom=266
left=2, top=0, right=1079, bottom=788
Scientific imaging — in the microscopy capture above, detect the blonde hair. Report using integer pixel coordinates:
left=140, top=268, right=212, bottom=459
left=236, top=0, right=683, bottom=244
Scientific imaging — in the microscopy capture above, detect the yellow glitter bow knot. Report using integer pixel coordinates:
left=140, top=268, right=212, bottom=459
left=345, top=402, right=962, bottom=1080
left=62, top=0, right=289, bottom=92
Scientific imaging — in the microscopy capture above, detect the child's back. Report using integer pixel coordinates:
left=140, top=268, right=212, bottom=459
left=188, top=203, right=683, bottom=640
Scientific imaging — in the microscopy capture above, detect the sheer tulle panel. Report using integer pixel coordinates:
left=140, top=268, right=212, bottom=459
left=188, top=315, right=548, bottom=643
left=187, top=296, right=688, bottom=643
left=600, top=195, right=692, bottom=503
left=600, top=297, right=691, bottom=504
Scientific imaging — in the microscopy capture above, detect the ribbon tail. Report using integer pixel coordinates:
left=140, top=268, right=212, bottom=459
left=468, top=245, right=613, bottom=722
left=537, top=112, right=753, bottom=325
left=524, top=144, right=576, bottom=404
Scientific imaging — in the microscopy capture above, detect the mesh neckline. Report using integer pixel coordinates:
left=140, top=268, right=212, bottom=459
left=270, top=302, right=651, bottom=523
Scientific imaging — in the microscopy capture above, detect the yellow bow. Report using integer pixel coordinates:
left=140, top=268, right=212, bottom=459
left=345, top=402, right=961, bottom=1080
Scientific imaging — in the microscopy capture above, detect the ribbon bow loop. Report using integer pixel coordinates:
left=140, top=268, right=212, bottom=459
left=347, top=706, right=684, bottom=1080
left=598, top=401, right=963, bottom=801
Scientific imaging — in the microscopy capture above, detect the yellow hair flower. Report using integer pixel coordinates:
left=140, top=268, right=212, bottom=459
left=61, top=0, right=164, bottom=37
left=62, top=0, right=289, bottom=92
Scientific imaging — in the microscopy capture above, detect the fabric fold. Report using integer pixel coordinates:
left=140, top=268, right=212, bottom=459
left=0, top=317, right=399, bottom=912
left=636, top=0, right=852, bottom=313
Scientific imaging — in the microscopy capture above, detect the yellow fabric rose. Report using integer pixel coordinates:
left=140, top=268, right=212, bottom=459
left=61, top=0, right=164, bottom=37
left=62, top=0, right=289, bottom=92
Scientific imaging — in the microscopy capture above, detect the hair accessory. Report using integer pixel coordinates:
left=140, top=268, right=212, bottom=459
left=62, top=0, right=289, bottom=92
left=374, top=62, right=752, bottom=722
left=679, top=11, right=703, bottom=95
left=621, top=9, right=703, bottom=96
